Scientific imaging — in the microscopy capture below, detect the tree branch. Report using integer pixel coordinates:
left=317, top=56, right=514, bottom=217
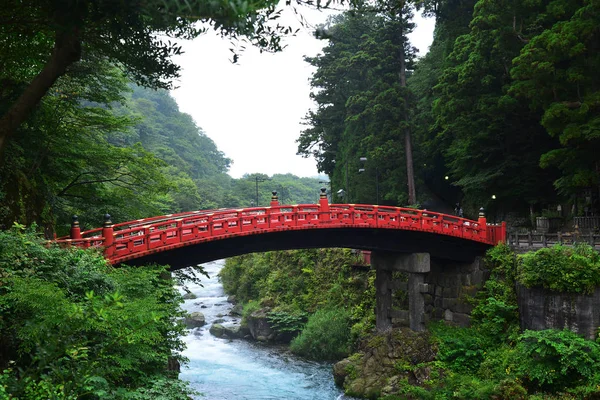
left=0, top=25, right=82, bottom=154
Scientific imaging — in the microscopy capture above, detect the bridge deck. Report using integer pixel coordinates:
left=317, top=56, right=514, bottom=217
left=56, top=201, right=506, bottom=267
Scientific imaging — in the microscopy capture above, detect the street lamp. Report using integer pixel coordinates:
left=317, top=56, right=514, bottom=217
left=250, top=176, right=271, bottom=206
left=321, top=147, right=350, bottom=203
left=358, top=157, right=379, bottom=204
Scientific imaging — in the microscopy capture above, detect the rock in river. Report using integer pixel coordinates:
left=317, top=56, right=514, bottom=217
left=185, top=311, right=206, bottom=328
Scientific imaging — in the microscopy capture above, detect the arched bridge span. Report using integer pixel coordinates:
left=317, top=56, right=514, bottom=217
left=57, top=191, right=506, bottom=269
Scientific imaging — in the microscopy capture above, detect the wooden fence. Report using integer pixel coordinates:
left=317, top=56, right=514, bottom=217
left=508, top=231, right=600, bottom=251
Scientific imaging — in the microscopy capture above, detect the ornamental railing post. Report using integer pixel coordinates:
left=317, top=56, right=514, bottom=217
left=319, top=187, right=330, bottom=221
left=478, top=207, right=488, bottom=241
left=270, top=191, right=279, bottom=207
left=102, top=214, right=115, bottom=257
left=70, top=215, right=82, bottom=240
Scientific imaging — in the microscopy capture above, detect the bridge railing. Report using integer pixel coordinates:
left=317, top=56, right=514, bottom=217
left=55, top=195, right=502, bottom=264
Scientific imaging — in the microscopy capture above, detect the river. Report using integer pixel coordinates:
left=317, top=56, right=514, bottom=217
left=177, top=260, right=354, bottom=400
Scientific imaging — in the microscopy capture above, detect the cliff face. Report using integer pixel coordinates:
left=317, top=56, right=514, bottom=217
left=516, top=284, right=600, bottom=340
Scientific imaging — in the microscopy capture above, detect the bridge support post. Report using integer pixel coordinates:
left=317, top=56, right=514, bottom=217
left=373, top=258, right=393, bottom=331
left=372, top=251, right=430, bottom=332
left=102, top=214, right=115, bottom=257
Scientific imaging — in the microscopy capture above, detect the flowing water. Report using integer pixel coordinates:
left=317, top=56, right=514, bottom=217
left=177, top=260, right=354, bottom=400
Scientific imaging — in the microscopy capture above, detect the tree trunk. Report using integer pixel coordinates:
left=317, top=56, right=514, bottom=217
left=399, top=19, right=416, bottom=205
left=0, top=27, right=81, bottom=154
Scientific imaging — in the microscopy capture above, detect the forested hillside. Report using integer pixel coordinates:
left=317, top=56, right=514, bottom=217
left=0, top=80, right=323, bottom=236
left=298, top=0, right=600, bottom=220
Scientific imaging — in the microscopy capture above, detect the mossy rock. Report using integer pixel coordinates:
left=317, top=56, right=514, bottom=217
left=333, top=328, right=437, bottom=398
left=209, top=323, right=225, bottom=338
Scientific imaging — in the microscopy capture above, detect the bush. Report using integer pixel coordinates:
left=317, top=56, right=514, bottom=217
left=515, top=329, right=600, bottom=392
left=470, top=297, right=519, bottom=345
left=0, top=224, right=192, bottom=399
left=430, top=323, right=486, bottom=374
left=290, top=307, right=351, bottom=360
left=517, top=244, right=600, bottom=294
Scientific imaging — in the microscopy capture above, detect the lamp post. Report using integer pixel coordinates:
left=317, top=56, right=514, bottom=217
left=250, top=175, right=271, bottom=206
left=359, top=157, right=379, bottom=204
left=321, top=147, right=349, bottom=203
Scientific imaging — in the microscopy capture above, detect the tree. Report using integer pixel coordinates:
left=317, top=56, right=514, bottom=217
left=0, top=61, right=173, bottom=235
left=0, top=0, right=286, bottom=154
left=431, top=0, right=561, bottom=214
left=298, top=7, right=418, bottom=205
left=510, top=0, right=600, bottom=196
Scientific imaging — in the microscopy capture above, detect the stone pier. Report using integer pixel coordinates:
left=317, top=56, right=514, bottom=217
left=372, top=251, right=489, bottom=332
left=372, top=252, right=430, bottom=332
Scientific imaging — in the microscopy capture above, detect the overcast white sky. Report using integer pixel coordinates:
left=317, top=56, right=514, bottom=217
left=171, top=6, right=435, bottom=179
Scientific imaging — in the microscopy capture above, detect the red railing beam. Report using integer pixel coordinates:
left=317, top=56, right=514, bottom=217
left=53, top=192, right=506, bottom=265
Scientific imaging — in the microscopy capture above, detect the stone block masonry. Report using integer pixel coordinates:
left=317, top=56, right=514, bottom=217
left=373, top=251, right=489, bottom=332
left=425, top=257, right=489, bottom=327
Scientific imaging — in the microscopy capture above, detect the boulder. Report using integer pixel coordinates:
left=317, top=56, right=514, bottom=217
left=246, top=307, right=276, bottom=342
left=182, top=292, right=197, bottom=300
left=230, top=303, right=243, bottom=316
left=227, top=295, right=237, bottom=304
left=223, top=324, right=250, bottom=339
left=210, top=323, right=225, bottom=338
left=185, top=312, right=206, bottom=328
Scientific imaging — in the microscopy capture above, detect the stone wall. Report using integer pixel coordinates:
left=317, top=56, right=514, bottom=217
left=516, top=284, right=600, bottom=340
left=423, top=257, right=489, bottom=327
left=378, top=255, right=489, bottom=329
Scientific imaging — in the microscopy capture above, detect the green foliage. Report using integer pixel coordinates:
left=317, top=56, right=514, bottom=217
left=266, top=311, right=308, bottom=334
left=430, top=323, right=487, bottom=374
left=221, top=248, right=375, bottom=348
left=470, top=244, right=520, bottom=344
left=432, top=374, right=500, bottom=400
left=0, top=225, right=192, bottom=398
left=241, top=300, right=262, bottom=325
left=510, top=0, right=600, bottom=195
left=290, top=307, right=352, bottom=361
left=515, top=329, right=600, bottom=392
left=0, top=62, right=172, bottom=233
left=517, top=244, right=600, bottom=293
left=411, top=244, right=600, bottom=398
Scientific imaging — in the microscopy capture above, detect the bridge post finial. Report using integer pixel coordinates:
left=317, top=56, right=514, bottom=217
left=102, top=213, right=115, bottom=257
left=270, top=191, right=279, bottom=207
left=70, top=215, right=81, bottom=240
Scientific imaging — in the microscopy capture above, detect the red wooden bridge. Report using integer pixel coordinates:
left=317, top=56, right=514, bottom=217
left=56, top=189, right=506, bottom=269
